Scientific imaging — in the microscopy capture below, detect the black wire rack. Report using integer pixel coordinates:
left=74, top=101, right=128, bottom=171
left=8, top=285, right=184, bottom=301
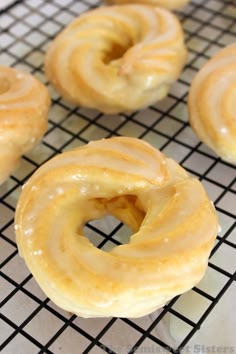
left=0, top=0, right=236, bottom=353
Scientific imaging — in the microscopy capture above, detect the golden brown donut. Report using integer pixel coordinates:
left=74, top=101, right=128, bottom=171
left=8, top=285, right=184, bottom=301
left=15, top=137, right=218, bottom=318
left=105, top=0, right=190, bottom=10
left=188, top=44, right=236, bottom=164
left=45, top=5, right=187, bottom=114
left=0, top=66, right=50, bottom=184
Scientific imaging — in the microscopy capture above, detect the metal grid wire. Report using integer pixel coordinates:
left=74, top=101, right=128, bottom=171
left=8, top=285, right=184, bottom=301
left=0, top=0, right=236, bottom=353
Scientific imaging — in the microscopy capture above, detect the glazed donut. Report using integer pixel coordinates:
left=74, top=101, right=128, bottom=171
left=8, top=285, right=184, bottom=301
left=188, top=44, right=236, bottom=164
left=104, top=0, right=190, bottom=10
left=45, top=5, right=187, bottom=114
left=15, top=137, right=218, bottom=318
left=0, top=66, right=50, bottom=184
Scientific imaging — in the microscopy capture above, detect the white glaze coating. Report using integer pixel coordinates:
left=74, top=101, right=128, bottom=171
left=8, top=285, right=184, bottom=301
left=15, top=137, right=218, bottom=318
left=45, top=5, right=187, bottom=114
left=105, top=0, right=190, bottom=10
left=0, top=66, right=50, bottom=184
left=188, top=44, right=236, bottom=163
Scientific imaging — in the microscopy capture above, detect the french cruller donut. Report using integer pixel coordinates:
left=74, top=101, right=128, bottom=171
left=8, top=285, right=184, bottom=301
left=15, top=137, right=219, bottom=318
left=188, top=44, right=236, bottom=164
left=105, top=0, right=190, bottom=10
left=0, top=66, right=50, bottom=184
left=45, top=5, right=187, bottom=114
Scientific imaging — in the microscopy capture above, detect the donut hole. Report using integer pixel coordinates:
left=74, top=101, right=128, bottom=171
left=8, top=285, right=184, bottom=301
left=83, top=195, right=145, bottom=252
left=103, top=42, right=130, bottom=64
left=84, top=215, right=132, bottom=251
left=0, top=77, right=10, bottom=94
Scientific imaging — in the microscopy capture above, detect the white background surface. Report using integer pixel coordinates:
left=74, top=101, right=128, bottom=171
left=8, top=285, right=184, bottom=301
left=0, top=0, right=15, bottom=10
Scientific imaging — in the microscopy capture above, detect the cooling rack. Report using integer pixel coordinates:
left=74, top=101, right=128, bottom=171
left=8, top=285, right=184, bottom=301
left=0, top=0, right=236, bottom=353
